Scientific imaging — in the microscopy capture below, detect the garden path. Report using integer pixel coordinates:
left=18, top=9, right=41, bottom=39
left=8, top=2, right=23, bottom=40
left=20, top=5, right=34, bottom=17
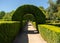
left=13, top=22, right=47, bottom=43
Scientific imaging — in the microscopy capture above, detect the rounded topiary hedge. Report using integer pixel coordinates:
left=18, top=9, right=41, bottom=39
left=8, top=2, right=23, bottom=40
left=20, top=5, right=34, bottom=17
left=12, top=5, right=46, bottom=24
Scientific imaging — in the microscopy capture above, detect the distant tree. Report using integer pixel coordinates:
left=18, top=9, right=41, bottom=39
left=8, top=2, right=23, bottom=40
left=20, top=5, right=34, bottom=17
left=0, top=11, right=5, bottom=19
left=56, top=0, right=60, bottom=4
left=48, top=0, right=57, bottom=12
left=3, top=10, right=15, bottom=21
left=46, top=0, right=57, bottom=20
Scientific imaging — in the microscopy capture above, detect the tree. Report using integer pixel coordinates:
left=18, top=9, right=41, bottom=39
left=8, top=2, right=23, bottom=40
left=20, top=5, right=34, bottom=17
left=0, top=11, right=5, bottom=19
left=3, top=10, right=15, bottom=21
left=56, top=0, right=60, bottom=4
left=46, top=0, right=57, bottom=20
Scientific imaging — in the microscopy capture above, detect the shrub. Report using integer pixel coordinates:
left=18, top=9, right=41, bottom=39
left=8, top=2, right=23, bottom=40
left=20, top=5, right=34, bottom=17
left=38, top=24, right=60, bottom=43
left=0, top=21, right=20, bottom=43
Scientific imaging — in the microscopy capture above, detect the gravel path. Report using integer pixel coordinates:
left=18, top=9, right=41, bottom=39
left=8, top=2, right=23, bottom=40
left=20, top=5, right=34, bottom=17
left=13, top=22, right=47, bottom=43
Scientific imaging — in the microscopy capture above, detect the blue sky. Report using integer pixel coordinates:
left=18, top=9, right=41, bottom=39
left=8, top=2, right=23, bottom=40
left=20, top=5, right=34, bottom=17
left=0, top=0, right=49, bottom=12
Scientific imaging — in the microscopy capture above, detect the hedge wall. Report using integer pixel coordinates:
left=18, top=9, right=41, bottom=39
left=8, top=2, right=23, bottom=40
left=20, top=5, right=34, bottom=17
left=0, top=21, right=20, bottom=43
left=38, top=24, right=60, bottom=43
left=22, top=20, right=27, bottom=28
left=47, top=23, right=60, bottom=27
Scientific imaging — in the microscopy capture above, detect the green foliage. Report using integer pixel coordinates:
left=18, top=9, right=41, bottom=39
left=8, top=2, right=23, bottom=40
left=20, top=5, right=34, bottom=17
left=47, top=23, right=60, bottom=27
left=46, top=0, right=58, bottom=20
left=46, top=0, right=60, bottom=21
left=0, top=21, right=20, bottom=43
left=57, top=11, right=60, bottom=20
left=39, top=6, right=46, bottom=14
left=0, top=11, right=5, bottom=19
left=38, top=24, right=60, bottom=43
left=48, top=0, right=57, bottom=12
left=12, top=5, right=46, bottom=24
left=56, top=0, right=60, bottom=4
left=2, top=10, right=15, bottom=21
left=23, top=14, right=35, bottom=21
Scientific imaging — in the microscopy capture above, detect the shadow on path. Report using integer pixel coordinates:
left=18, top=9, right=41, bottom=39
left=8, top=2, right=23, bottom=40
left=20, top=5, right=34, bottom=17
left=13, top=24, right=28, bottom=43
left=13, top=23, right=38, bottom=43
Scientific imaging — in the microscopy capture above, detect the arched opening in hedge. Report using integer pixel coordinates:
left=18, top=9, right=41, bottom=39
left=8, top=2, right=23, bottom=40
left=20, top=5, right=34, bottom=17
left=23, top=14, right=35, bottom=22
left=12, top=5, right=46, bottom=31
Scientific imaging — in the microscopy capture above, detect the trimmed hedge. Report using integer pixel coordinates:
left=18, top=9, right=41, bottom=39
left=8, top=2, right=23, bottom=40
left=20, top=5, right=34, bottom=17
left=0, top=21, right=20, bottom=43
left=47, top=23, right=60, bottom=27
left=22, top=20, right=27, bottom=28
left=38, top=24, right=60, bottom=43
left=12, top=5, right=46, bottom=24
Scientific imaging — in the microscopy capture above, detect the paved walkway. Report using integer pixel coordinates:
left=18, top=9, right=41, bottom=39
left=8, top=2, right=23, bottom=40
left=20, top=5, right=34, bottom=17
left=13, top=22, right=47, bottom=43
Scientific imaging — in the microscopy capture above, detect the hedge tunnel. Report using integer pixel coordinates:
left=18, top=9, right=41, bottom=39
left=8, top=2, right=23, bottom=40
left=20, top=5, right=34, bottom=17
left=12, top=5, right=46, bottom=30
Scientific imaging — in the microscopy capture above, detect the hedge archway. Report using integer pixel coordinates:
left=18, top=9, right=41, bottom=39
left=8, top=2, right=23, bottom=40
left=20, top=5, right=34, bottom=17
left=12, top=5, right=46, bottom=30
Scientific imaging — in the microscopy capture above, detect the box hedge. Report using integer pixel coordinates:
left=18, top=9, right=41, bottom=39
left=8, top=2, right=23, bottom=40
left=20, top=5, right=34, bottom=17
left=0, top=21, right=20, bottom=43
left=47, top=23, right=60, bottom=27
left=38, top=24, right=60, bottom=43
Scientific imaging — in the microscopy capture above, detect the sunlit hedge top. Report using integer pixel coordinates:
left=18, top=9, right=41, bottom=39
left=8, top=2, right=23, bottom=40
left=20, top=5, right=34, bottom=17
left=39, top=24, right=60, bottom=32
left=12, top=5, right=46, bottom=24
left=0, top=21, right=20, bottom=24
